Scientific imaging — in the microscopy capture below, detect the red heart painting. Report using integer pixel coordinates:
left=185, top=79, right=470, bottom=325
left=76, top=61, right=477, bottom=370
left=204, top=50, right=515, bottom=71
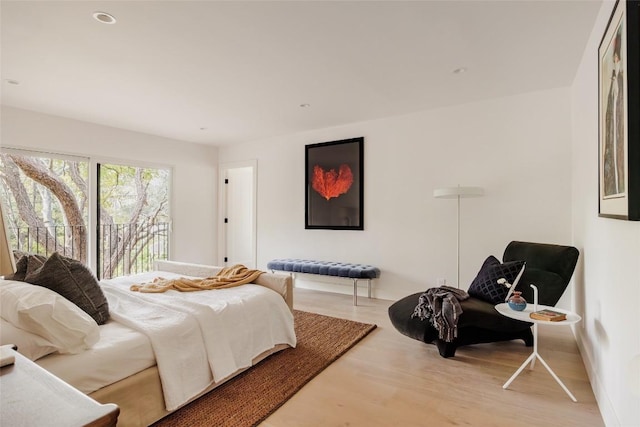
left=312, top=164, right=354, bottom=200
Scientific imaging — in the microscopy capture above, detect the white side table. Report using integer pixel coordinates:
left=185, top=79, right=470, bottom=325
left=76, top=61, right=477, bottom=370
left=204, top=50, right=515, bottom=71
left=0, top=346, right=119, bottom=426
left=495, top=301, right=582, bottom=402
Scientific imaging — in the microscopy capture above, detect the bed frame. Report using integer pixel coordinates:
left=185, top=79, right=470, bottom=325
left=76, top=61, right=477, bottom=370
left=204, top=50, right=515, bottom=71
left=89, top=261, right=294, bottom=427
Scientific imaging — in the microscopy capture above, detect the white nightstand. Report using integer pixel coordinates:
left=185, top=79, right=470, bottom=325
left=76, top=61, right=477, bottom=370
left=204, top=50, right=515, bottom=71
left=0, top=346, right=119, bottom=426
left=495, top=298, right=582, bottom=402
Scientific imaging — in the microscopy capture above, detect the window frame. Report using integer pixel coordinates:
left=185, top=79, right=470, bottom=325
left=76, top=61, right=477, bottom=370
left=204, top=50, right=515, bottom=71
left=0, top=147, right=173, bottom=276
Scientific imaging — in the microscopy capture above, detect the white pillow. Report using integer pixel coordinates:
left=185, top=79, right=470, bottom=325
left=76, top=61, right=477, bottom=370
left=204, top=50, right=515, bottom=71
left=0, top=280, right=100, bottom=354
left=0, top=319, right=58, bottom=361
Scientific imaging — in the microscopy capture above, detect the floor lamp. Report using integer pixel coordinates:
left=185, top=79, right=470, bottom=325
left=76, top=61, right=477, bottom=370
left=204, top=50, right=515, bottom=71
left=433, top=185, right=484, bottom=288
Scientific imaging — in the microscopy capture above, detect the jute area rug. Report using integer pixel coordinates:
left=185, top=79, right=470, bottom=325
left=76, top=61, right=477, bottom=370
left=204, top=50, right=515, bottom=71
left=153, top=310, right=377, bottom=427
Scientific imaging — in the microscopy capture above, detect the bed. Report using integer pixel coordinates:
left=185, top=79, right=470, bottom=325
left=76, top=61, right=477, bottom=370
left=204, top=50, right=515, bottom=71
left=0, top=259, right=295, bottom=426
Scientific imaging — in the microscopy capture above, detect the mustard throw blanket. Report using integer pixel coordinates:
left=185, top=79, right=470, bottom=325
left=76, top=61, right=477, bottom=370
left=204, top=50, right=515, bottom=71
left=130, top=264, right=264, bottom=293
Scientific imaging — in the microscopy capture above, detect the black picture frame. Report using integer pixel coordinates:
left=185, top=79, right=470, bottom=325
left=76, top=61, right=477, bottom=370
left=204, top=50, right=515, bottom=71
left=305, top=137, right=364, bottom=230
left=598, top=0, right=640, bottom=220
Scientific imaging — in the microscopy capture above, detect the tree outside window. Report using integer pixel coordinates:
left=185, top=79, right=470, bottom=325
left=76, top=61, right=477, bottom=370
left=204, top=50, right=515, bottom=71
left=0, top=151, right=170, bottom=278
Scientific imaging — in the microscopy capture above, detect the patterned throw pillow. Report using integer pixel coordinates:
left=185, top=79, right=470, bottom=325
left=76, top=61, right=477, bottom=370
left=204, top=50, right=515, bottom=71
left=468, top=256, right=526, bottom=304
left=25, top=252, right=110, bottom=325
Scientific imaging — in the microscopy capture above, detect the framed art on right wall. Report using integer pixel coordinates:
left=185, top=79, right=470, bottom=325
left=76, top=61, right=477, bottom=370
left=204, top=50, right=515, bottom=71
left=598, top=0, right=640, bottom=220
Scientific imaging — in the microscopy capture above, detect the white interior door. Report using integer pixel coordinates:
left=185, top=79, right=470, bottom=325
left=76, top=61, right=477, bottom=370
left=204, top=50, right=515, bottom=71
left=219, top=161, right=256, bottom=268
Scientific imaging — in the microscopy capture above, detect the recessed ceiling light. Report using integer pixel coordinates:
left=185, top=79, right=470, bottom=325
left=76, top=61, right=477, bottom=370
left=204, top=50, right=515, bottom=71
left=199, top=127, right=207, bottom=131
left=93, top=12, right=117, bottom=25
left=300, top=103, right=311, bottom=108
left=452, top=67, right=467, bottom=74
left=4, top=79, right=20, bottom=85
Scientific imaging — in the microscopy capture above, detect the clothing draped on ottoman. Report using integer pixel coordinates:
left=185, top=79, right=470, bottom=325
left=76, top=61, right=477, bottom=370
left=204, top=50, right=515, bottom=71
left=412, top=286, right=469, bottom=342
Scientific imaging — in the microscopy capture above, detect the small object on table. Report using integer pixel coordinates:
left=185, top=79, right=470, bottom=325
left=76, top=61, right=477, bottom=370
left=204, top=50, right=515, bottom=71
left=507, top=291, right=527, bottom=311
left=0, top=344, right=17, bottom=367
left=530, top=308, right=567, bottom=322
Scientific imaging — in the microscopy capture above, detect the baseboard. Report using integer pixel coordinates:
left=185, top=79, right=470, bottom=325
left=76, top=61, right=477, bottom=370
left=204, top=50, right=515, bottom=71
left=574, top=328, right=619, bottom=426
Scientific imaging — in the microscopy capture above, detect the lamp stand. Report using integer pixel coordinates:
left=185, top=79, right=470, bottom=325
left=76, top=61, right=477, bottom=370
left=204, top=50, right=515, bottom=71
left=456, top=192, right=461, bottom=288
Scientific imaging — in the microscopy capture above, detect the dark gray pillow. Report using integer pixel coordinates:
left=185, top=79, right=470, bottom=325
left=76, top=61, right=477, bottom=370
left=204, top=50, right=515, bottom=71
left=25, top=252, right=109, bottom=325
left=468, top=256, right=525, bottom=305
left=26, top=254, right=46, bottom=276
left=6, top=253, right=47, bottom=282
left=12, top=249, right=28, bottom=263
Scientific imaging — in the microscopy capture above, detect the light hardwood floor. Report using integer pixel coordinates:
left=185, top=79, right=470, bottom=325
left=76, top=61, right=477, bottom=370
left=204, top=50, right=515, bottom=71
left=261, top=288, right=604, bottom=427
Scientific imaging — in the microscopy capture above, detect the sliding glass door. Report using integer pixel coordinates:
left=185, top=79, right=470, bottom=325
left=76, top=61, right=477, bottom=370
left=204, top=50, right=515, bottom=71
left=0, top=149, right=171, bottom=279
left=97, top=163, right=170, bottom=279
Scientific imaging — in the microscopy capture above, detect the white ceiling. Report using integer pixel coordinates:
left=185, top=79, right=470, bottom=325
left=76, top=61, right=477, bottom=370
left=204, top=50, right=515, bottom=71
left=1, top=1, right=602, bottom=146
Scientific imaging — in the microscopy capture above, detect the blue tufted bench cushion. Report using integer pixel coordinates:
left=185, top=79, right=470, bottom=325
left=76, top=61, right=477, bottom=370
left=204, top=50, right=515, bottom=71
left=267, top=259, right=380, bottom=279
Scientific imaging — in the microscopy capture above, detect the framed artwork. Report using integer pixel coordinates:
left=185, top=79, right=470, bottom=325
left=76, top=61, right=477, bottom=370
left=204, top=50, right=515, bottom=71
left=305, top=137, right=364, bottom=230
left=598, top=0, right=640, bottom=220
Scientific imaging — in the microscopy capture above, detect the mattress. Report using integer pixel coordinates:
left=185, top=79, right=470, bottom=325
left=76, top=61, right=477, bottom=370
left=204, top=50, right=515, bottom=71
left=36, top=320, right=155, bottom=394
left=32, top=269, right=294, bottom=414
left=15, top=264, right=295, bottom=426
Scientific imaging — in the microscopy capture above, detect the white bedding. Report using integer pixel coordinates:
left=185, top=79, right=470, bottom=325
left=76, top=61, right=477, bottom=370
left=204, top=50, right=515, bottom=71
left=36, top=320, right=155, bottom=394
left=100, top=271, right=296, bottom=411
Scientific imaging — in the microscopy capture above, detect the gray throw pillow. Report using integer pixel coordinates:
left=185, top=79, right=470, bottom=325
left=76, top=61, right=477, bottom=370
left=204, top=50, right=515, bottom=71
left=25, top=254, right=46, bottom=276
left=25, top=252, right=109, bottom=325
left=6, top=253, right=47, bottom=282
left=12, top=250, right=28, bottom=263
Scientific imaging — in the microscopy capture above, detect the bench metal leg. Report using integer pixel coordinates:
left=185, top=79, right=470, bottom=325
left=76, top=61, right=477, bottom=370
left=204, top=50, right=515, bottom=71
left=353, top=279, right=373, bottom=306
left=353, top=279, right=358, bottom=306
left=273, top=268, right=373, bottom=306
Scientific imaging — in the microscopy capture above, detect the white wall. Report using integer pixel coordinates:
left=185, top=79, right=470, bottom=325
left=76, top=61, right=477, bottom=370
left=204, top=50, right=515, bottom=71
left=0, top=106, right=219, bottom=265
left=219, top=87, right=574, bottom=302
left=571, top=2, right=640, bottom=426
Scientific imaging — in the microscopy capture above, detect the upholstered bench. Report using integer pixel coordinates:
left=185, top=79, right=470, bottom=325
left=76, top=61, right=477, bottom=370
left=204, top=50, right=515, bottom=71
left=266, top=259, right=380, bottom=305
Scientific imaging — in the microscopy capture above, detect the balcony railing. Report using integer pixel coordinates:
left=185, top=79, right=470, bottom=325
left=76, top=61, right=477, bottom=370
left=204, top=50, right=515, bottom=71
left=9, top=221, right=169, bottom=279
left=12, top=224, right=86, bottom=262
left=99, top=221, right=170, bottom=279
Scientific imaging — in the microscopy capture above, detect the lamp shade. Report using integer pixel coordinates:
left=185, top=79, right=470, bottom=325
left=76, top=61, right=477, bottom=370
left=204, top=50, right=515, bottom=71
left=433, top=186, right=484, bottom=199
left=0, top=202, right=16, bottom=276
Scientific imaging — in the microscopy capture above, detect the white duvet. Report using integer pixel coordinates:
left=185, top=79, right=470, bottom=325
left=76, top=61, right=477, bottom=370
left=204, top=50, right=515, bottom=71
left=101, top=271, right=296, bottom=411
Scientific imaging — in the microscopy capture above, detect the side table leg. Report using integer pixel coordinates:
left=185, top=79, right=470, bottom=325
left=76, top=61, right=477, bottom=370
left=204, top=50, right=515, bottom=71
left=503, top=352, right=536, bottom=389
left=536, top=354, right=578, bottom=402
left=530, top=324, right=538, bottom=370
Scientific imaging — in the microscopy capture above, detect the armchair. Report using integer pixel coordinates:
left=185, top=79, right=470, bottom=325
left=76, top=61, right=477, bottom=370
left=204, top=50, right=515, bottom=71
left=388, top=241, right=579, bottom=358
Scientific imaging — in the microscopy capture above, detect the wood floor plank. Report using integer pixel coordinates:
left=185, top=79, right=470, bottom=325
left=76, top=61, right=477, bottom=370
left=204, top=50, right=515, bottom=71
left=260, top=289, right=603, bottom=427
